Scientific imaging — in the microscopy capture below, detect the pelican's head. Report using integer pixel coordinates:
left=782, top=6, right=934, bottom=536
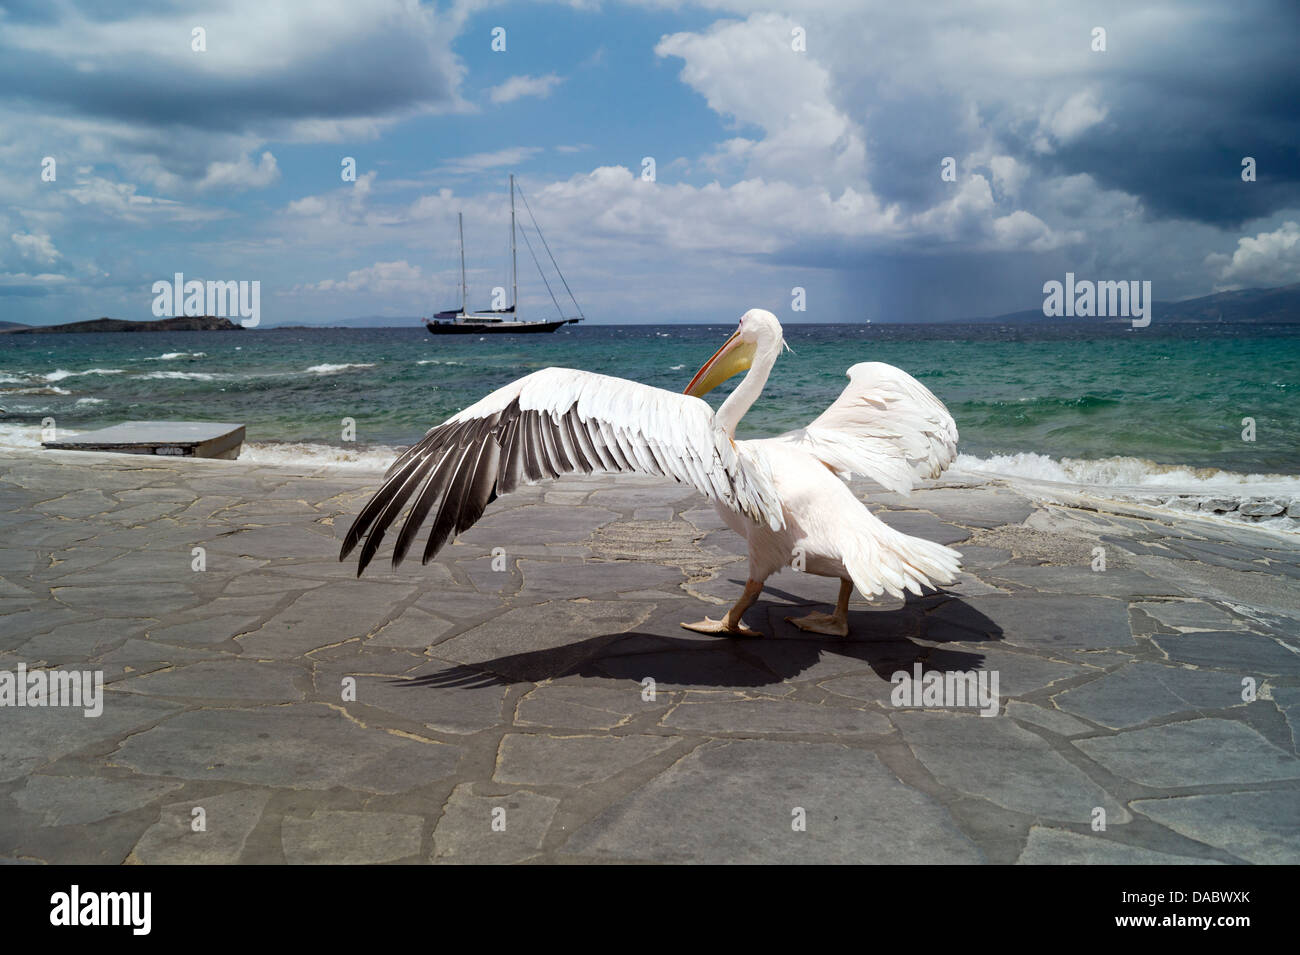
left=684, top=308, right=784, bottom=397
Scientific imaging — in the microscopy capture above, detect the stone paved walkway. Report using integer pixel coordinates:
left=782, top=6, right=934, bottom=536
left=1, top=449, right=1298, bottom=863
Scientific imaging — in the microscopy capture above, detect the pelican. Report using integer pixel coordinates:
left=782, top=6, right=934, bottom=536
left=340, top=308, right=961, bottom=636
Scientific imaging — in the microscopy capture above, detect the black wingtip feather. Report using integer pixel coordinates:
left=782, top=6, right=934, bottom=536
left=390, top=444, right=459, bottom=568
left=344, top=420, right=469, bottom=573
left=345, top=394, right=665, bottom=577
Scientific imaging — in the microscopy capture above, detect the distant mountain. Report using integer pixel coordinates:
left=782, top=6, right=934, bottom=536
left=339, top=314, right=421, bottom=328
left=973, top=282, right=1300, bottom=324
left=1154, top=283, right=1300, bottom=322
left=0, top=320, right=31, bottom=330
left=2, top=315, right=244, bottom=334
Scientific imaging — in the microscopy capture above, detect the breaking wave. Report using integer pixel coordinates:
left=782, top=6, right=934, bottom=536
left=304, top=362, right=377, bottom=375
left=138, top=370, right=222, bottom=381
left=40, top=368, right=125, bottom=382
left=238, top=440, right=398, bottom=470
left=952, top=452, right=1299, bottom=530
left=953, top=452, right=1300, bottom=492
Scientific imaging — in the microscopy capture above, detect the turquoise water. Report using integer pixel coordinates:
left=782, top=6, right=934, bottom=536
left=2, top=322, right=1297, bottom=477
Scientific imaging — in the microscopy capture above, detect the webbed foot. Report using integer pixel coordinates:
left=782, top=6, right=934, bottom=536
left=784, top=610, right=848, bottom=637
left=681, top=616, right=762, bottom=638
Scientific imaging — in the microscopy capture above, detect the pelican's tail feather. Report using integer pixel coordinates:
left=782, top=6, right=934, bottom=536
left=840, top=505, right=962, bottom=600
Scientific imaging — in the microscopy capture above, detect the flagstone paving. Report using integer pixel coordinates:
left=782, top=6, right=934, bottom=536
left=1, top=449, right=1298, bottom=864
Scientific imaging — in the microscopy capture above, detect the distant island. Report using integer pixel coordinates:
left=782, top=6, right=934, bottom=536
left=0, top=315, right=244, bottom=335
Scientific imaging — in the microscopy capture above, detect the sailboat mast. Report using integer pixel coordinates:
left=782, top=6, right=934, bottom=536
left=457, top=212, right=466, bottom=312
left=509, top=174, right=518, bottom=312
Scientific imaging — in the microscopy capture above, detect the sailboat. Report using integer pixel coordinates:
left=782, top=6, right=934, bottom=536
left=425, top=175, right=584, bottom=335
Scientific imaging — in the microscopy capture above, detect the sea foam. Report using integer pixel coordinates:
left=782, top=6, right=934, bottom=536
left=238, top=440, right=399, bottom=470
left=952, top=451, right=1300, bottom=494
left=138, top=370, right=220, bottom=381
left=305, top=363, right=377, bottom=375
left=41, top=368, right=124, bottom=382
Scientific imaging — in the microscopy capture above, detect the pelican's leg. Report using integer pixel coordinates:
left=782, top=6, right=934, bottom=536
left=682, top=578, right=764, bottom=637
left=786, top=578, right=853, bottom=636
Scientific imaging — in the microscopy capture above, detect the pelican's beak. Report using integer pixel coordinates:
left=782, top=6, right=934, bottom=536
left=684, top=329, right=757, bottom=397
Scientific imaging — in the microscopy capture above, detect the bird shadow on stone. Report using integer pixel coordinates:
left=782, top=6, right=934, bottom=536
left=394, top=588, right=1003, bottom=690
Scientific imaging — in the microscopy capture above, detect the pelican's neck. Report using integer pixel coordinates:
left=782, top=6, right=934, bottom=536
left=715, top=337, right=781, bottom=438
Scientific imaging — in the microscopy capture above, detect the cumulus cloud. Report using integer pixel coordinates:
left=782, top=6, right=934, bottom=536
left=64, top=176, right=215, bottom=223
left=990, top=210, right=1079, bottom=252
left=297, top=260, right=426, bottom=295
left=488, top=74, right=564, bottom=104
left=11, top=232, right=61, bottom=265
left=644, top=11, right=1090, bottom=259
left=1034, top=90, right=1108, bottom=153
left=657, top=13, right=866, bottom=187
left=0, top=271, right=70, bottom=296
left=198, top=151, right=280, bottom=191
left=284, top=171, right=390, bottom=228
left=988, top=155, right=1027, bottom=198
left=1207, top=221, right=1300, bottom=288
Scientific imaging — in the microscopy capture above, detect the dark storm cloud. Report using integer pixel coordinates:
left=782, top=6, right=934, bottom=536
left=0, top=1, right=463, bottom=134
left=1046, top=3, right=1300, bottom=227
left=828, top=0, right=1300, bottom=229
left=0, top=46, right=458, bottom=132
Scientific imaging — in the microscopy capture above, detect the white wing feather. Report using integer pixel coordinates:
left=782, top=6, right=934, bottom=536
left=778, top=362, right=958, bottom=494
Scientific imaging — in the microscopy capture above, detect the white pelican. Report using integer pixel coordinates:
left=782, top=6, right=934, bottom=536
left=341, top=308, right=961, bottom=636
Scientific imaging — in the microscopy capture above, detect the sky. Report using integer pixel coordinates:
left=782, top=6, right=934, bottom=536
left=1, top=0, right=1298, bottom=326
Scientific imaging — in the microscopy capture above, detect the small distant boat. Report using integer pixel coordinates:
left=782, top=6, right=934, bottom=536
left=425, top=175, right=583, bottom=335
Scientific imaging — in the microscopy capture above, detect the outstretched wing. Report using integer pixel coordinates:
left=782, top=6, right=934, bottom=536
left=341, top=367, right=784, bottom=575
left=778, top=361, right=958, bottom=494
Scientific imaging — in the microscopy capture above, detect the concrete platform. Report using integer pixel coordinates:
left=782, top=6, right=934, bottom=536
left=42, top=421, right=245, bottom=460
left=0, top=449, right=1297, bottom=864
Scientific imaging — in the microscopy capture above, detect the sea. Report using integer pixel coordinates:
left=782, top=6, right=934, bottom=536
left=3, top=322, right=1298, bottom=524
